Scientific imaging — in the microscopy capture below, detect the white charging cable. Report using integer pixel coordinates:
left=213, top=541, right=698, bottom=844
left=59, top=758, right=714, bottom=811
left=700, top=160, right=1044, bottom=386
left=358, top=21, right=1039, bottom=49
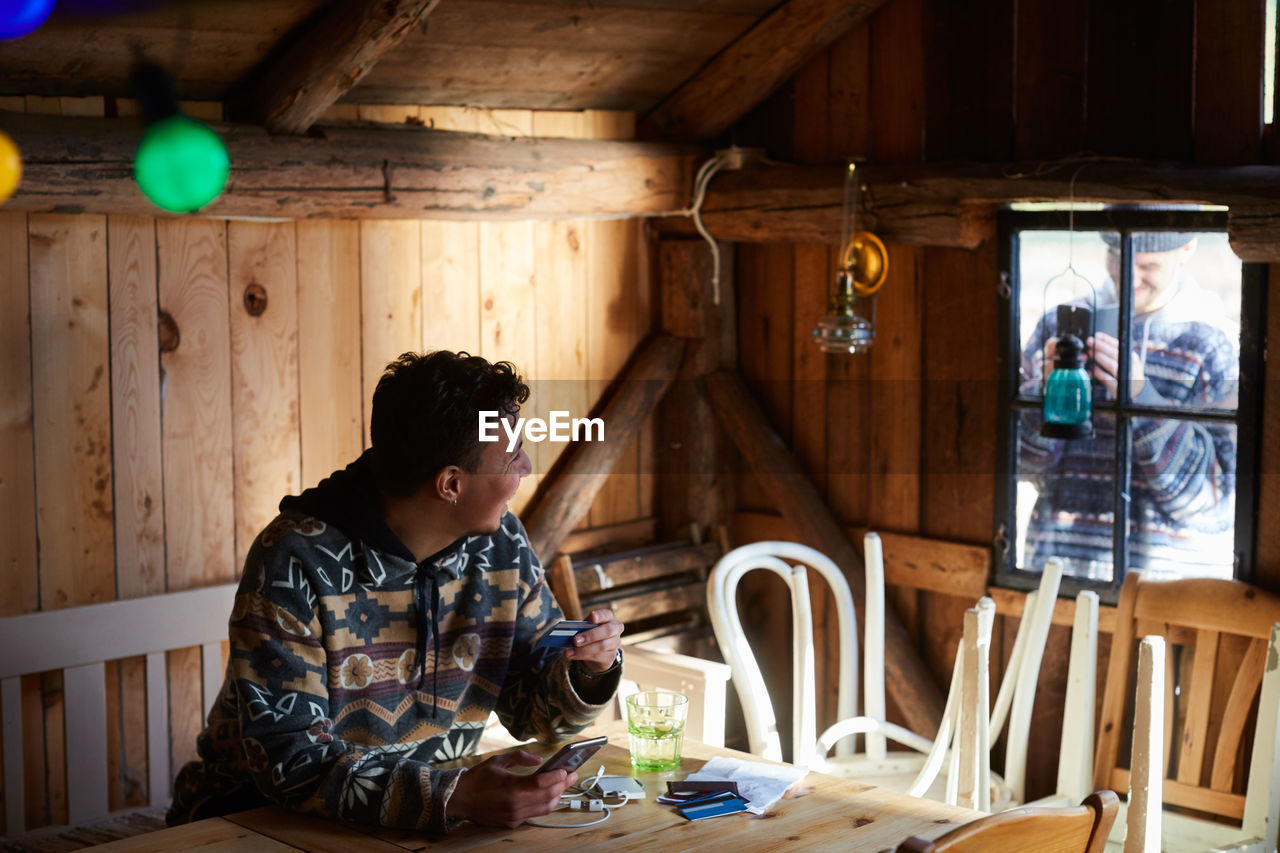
left=524, top=766, right=637, bottom=829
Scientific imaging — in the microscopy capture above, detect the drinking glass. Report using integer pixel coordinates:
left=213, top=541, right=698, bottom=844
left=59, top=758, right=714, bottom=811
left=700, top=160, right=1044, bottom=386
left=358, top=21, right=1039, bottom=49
left=626, top=690, right=688, bottom=771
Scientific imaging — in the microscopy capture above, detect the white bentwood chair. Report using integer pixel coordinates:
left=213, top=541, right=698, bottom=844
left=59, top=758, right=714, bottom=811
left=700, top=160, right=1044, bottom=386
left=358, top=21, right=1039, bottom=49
left=707, top=536, right=1065, bottom=811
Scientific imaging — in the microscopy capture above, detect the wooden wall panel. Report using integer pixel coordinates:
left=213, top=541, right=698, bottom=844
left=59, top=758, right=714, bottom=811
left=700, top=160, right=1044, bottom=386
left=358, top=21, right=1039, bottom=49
left=1193, top=0, right=1265, bottom=164
left=28, top=214, right=114, bottom=609
left=297, top=221, right=363, bottom=490
left=422, top=221, right=481, bottom=356
left=108, top=216, right=164, bottom=599
left=360, top=220, right=423, bottom=447
left=0, top=211, right=37, bottom=618
left=158, top=219, right=235, bottom=592
left=1084, top=0, right=1194, bottom=158
left=1013, top=0, right=1087, bottom=159
left=228, top=222, right=301, bottom=562
left=923, top=0, right=1014, bottom=161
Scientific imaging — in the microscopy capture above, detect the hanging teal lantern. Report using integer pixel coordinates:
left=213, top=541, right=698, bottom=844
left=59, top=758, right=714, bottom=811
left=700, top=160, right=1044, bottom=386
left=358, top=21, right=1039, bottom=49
left=1042, top=334, right=1094, bottom=439
left=131, top=62, right=228, bottom=214
left=0, top=0, right=56, bottom=40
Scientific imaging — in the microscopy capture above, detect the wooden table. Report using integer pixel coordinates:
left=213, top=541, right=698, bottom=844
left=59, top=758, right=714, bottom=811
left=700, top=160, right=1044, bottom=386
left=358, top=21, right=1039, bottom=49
left=97, top=721, right=981, bottom=852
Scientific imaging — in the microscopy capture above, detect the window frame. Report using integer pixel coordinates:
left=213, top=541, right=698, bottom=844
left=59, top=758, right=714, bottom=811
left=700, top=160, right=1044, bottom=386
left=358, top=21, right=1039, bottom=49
left=994, top=207, right=1268, bottom=605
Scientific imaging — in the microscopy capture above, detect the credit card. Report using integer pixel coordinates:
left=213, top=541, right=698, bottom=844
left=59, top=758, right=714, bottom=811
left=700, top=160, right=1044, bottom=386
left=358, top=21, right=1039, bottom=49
left=536, top=620, right=595, bottom=648
left=678, top=795, right=749, bottom=820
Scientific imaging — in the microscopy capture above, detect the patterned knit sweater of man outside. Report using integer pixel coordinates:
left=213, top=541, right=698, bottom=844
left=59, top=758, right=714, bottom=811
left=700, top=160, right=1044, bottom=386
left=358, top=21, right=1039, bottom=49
left=167, top=452, right=618, bottom=834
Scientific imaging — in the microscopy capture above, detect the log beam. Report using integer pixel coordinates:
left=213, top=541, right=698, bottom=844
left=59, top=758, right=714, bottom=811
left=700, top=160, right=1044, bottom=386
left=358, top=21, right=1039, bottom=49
left=655, top=160, right=1280, bottom=260
left=234, top=0, right=441, bottom=135
left=640, top=0, right=890, bottom=143
left=523, top=334, right=687, bottom=560
left=0, top=110, right=696, bottom=221
left=705, top=369, right=946, bottom=737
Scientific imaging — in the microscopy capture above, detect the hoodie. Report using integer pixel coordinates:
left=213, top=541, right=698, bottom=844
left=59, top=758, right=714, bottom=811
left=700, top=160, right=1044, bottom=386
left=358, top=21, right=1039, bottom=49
left=167, top=451, right=618, bottom=834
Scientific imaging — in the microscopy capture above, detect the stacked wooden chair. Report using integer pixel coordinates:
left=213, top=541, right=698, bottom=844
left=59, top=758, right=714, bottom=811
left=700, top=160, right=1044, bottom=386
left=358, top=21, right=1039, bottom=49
left=706, top=534, right=1066, bottom=811
left=1091, top=571, right=1280, bottom=852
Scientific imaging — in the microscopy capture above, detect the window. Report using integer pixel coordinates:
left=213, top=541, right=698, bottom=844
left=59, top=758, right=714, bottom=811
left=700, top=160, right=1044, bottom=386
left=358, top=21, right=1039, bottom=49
left=995, top=207, right=1267, bottom=603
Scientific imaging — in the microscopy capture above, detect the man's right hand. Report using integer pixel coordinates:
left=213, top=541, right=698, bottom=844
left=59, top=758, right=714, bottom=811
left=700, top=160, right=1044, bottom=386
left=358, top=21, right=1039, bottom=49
left=447, top=750, right=578, bottom=828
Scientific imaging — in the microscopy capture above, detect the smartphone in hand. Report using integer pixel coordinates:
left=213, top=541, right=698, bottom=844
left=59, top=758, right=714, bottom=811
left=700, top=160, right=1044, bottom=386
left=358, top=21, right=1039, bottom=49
left=538, top=736, right=607, bottom=775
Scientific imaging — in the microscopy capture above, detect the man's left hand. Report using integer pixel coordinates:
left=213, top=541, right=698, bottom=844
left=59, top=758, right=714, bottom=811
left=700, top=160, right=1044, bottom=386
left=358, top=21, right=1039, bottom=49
left=564, top=609, right=623, bottom=673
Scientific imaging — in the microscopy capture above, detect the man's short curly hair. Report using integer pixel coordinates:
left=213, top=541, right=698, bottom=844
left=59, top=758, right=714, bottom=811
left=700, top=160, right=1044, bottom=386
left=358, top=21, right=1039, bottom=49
left=370, top=351, right=530, bottom=498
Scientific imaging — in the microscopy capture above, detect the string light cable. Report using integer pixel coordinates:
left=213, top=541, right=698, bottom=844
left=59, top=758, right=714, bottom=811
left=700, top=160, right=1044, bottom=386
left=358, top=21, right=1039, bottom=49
left=523, top=765, right=644, bottom=829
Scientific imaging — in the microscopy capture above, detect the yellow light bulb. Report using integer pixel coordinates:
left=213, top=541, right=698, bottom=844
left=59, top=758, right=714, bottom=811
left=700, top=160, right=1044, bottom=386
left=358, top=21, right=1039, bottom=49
left=0, top=130, right=21, bottom=204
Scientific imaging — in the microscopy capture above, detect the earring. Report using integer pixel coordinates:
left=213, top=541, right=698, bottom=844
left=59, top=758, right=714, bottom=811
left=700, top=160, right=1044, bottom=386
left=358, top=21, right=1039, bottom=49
left=451, top=497, right=457, bottom=506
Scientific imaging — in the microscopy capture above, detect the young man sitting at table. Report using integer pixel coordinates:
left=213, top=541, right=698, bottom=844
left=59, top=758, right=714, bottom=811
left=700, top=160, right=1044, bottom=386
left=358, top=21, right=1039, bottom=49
left=167, top=351, right=625, bottom=834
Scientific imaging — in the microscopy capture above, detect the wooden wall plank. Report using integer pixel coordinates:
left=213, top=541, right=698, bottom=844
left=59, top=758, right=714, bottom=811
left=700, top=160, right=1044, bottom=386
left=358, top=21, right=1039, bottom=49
left=119, top=655, right=147, bottom=807
left=158, top=219, right=235, bottom=592
left=108, top=216, right=164, bottom=599
left=1013, top=0, right=1087, bottom=159
left=1084, top=0, right=1194, bottom=158
left=923, top=0, right=1014, bottom=161
left=297, top=221, right=363, bottom=489
left=477, top=108, right=539, bottom=514
left=1193, top=0, right=1264, bottom=164
left=584, top=110, right=645, bottom=528
left=229, top=222, right=301, bottom=565
left=825, top=22, right=871, bottom=161
left=421, top=221, right=481, bottom=356
left=360, top=220, right=423, bottom=448
left=165, top=647, right=201, bottom=796
left=0, top=211, right=37, bottom=618
left=107, top=215, right=163, bottom=818
left=41, top=672, right=65, bottom=827
left=421, top=107, right=481, bottom=379
left=532, top=213, right=588, bottom=492
left=29, top=213, right=114, bottom=609
left=20, top=674, right=41, bottom=830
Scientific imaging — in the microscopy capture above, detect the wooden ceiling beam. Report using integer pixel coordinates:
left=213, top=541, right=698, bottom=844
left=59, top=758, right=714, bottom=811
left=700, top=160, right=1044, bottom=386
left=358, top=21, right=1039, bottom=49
left=653, top=160, right=1280, bottom=260
left=0, top=110, right=697, bottom=221
left=640, top=0, right=890, bottom=143
left=233, top=0, right=441, bottom=135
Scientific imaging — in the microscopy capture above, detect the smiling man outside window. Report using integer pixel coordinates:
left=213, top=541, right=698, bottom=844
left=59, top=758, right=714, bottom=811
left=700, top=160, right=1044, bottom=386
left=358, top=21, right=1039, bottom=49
left=167, top=351, right=625, bottom=833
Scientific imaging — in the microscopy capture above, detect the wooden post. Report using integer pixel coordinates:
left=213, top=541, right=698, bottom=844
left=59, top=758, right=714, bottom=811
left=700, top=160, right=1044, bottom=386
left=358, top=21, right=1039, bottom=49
left=705, top=369, right=946, bottom=735
left=656, top=238, right=737, bottom=539
left=523, top=334, right=687, bottom=560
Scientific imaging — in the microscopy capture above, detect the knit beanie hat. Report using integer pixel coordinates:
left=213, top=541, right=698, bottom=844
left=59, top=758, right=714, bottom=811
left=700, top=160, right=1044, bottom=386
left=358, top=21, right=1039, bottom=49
left=1101, top=231, right=1197, bottom=253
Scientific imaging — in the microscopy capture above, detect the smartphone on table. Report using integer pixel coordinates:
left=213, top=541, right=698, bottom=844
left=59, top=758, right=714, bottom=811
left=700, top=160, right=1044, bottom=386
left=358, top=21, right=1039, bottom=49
left=538, top=736, right=608, bottom=775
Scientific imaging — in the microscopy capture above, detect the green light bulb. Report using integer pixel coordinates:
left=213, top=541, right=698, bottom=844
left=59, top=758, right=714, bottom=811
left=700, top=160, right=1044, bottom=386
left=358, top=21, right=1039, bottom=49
left=134, top=114, right=229, bottom=213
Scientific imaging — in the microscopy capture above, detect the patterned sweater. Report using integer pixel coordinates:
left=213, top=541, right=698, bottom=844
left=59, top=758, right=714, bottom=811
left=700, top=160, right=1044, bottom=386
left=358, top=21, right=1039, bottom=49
left=167, top=453, right=617, bottom=834
left=1018, top=282, right=1238, bottom=578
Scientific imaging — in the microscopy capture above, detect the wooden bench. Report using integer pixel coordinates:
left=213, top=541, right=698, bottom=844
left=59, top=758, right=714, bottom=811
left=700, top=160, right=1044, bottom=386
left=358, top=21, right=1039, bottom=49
left=0, top=583, right=235, bottom=836
left=547, top=527, right=732, bottom=747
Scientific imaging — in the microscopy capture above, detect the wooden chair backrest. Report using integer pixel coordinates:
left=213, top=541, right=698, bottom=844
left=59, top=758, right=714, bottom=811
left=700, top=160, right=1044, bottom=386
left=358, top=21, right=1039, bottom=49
left=895, top=790, right=1119, bottom=853
left=1093, top=571, right=1280, bottom=824
left=0, top=584, right=235, bottom=834
left=548, top=525, right=728, bottom=647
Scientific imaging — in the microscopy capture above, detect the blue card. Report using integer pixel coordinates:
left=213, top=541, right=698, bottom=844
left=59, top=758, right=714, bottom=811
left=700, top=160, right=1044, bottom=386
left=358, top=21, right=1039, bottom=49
left=536, top=620, right=595, bottom=648
left=678, top=795, right=749, bottom=820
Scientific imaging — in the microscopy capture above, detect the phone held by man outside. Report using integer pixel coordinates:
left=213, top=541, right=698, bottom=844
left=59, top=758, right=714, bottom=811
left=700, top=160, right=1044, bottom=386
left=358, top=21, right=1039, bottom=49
left=538, top=736, right=608, bottom=775
left=1057, top=303, right=1119, bottom=343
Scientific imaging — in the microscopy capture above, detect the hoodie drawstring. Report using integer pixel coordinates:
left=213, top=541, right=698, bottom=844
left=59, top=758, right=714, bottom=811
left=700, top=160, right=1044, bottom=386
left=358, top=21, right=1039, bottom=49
left=414, top=568, right=441, bottom=719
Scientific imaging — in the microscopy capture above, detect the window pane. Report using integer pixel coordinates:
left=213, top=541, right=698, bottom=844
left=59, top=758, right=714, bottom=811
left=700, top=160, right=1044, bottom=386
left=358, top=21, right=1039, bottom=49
left=1015, top=409, right=1117, bottom=583
left=1125, top=231, right=1241, bottom=412
left=1017, top=231, right=1115, bottom=399
left=1126, top=418, right=1236, bottom=579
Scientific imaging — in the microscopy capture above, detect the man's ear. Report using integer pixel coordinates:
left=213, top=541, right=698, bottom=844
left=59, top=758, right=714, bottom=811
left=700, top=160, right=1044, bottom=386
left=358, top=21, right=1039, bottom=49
left=435, top=466, right=463, bottom=504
